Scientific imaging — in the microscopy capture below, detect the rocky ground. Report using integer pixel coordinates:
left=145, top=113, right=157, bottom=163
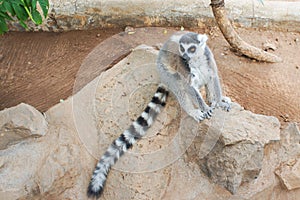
left=0, top=27, right=300, bottom=199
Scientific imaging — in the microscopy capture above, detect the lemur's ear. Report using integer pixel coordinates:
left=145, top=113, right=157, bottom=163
left=197, top=34, right=208, bottom=50
left=197, top=34, right=208, bottom=48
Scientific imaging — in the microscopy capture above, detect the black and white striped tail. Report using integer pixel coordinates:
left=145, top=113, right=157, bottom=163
left=87, top=85, right=169, bottom=199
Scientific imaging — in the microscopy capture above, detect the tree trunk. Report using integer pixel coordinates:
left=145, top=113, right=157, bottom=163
left=210, top=0, right=282, bottom=63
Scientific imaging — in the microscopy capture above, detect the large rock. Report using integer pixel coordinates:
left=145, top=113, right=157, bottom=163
left=0, top=100, right=90, bottom=200
left=244, top=122, right=300, bottom=200
left=275, top=124, right=300, bottom=190
left=0, top=103, right=47, bottom=150
left=1, top=45, right=299, bottom=200
left=187, top=103, right=280, bottom=194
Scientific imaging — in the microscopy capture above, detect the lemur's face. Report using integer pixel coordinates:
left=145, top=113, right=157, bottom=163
left=178, top=33, right=208, bottom=63
left=179, top=42, right=198, bottom=63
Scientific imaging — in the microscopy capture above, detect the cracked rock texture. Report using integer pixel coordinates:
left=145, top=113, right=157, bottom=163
left=197, top=103, right=280, bottom=194
left=275, top=157, right=300, bottom=190
left=0, top=103, right=47, bottom=150
left=0, top=46, right=300, bottom=199
left=275, top=124, right=300, bottom=191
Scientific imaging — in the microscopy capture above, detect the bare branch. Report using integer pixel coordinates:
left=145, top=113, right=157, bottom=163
left=210, top=0, right=282, bottom=63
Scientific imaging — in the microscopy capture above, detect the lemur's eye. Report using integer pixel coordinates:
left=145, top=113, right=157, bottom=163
left=188, top=46, right=196, bottom=53
left=180, top=45, right=185, bottom=52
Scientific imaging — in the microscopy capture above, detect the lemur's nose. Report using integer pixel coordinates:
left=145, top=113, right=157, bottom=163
left=182, top=53, right=190, bottom=62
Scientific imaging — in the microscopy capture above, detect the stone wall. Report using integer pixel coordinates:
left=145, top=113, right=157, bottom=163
left=9, top=0, right=300, bottom=32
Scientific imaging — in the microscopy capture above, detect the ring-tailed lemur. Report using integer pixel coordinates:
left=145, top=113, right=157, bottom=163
left=87, top=31, right=231, bottom=198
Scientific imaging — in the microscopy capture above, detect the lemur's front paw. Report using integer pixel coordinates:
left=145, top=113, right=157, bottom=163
left=218, top=96, right=231, bottom=112
left=190, top=109, right=205, bottom=122
left=203, top=107, right=213, bottom=119
left=190, top=109, right=211, bottom=122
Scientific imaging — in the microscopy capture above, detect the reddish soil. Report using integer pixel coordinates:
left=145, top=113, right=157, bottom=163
left=0, top=27, right=299, bottom=125
left=0, top=28, right=122, bottom=112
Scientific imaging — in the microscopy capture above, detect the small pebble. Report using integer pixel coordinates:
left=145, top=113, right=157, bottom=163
left=280, top=114, right=290, bottom=122
left=125, top=26, right=135, bottom=34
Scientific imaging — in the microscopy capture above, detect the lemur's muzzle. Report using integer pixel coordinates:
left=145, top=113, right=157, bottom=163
left=182, top=53, right=190, bottom=63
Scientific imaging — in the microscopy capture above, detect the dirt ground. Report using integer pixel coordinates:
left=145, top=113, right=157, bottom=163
left=0, top=27, right=299, bottom=125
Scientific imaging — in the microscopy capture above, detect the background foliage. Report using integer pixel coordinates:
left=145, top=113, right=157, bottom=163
left=0, top=0, right=49, bottom=34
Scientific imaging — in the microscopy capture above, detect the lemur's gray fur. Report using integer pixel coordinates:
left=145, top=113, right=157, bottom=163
left=87, top=31, right=231, bottom=199
left=158, top=31, right=230, bottom=122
